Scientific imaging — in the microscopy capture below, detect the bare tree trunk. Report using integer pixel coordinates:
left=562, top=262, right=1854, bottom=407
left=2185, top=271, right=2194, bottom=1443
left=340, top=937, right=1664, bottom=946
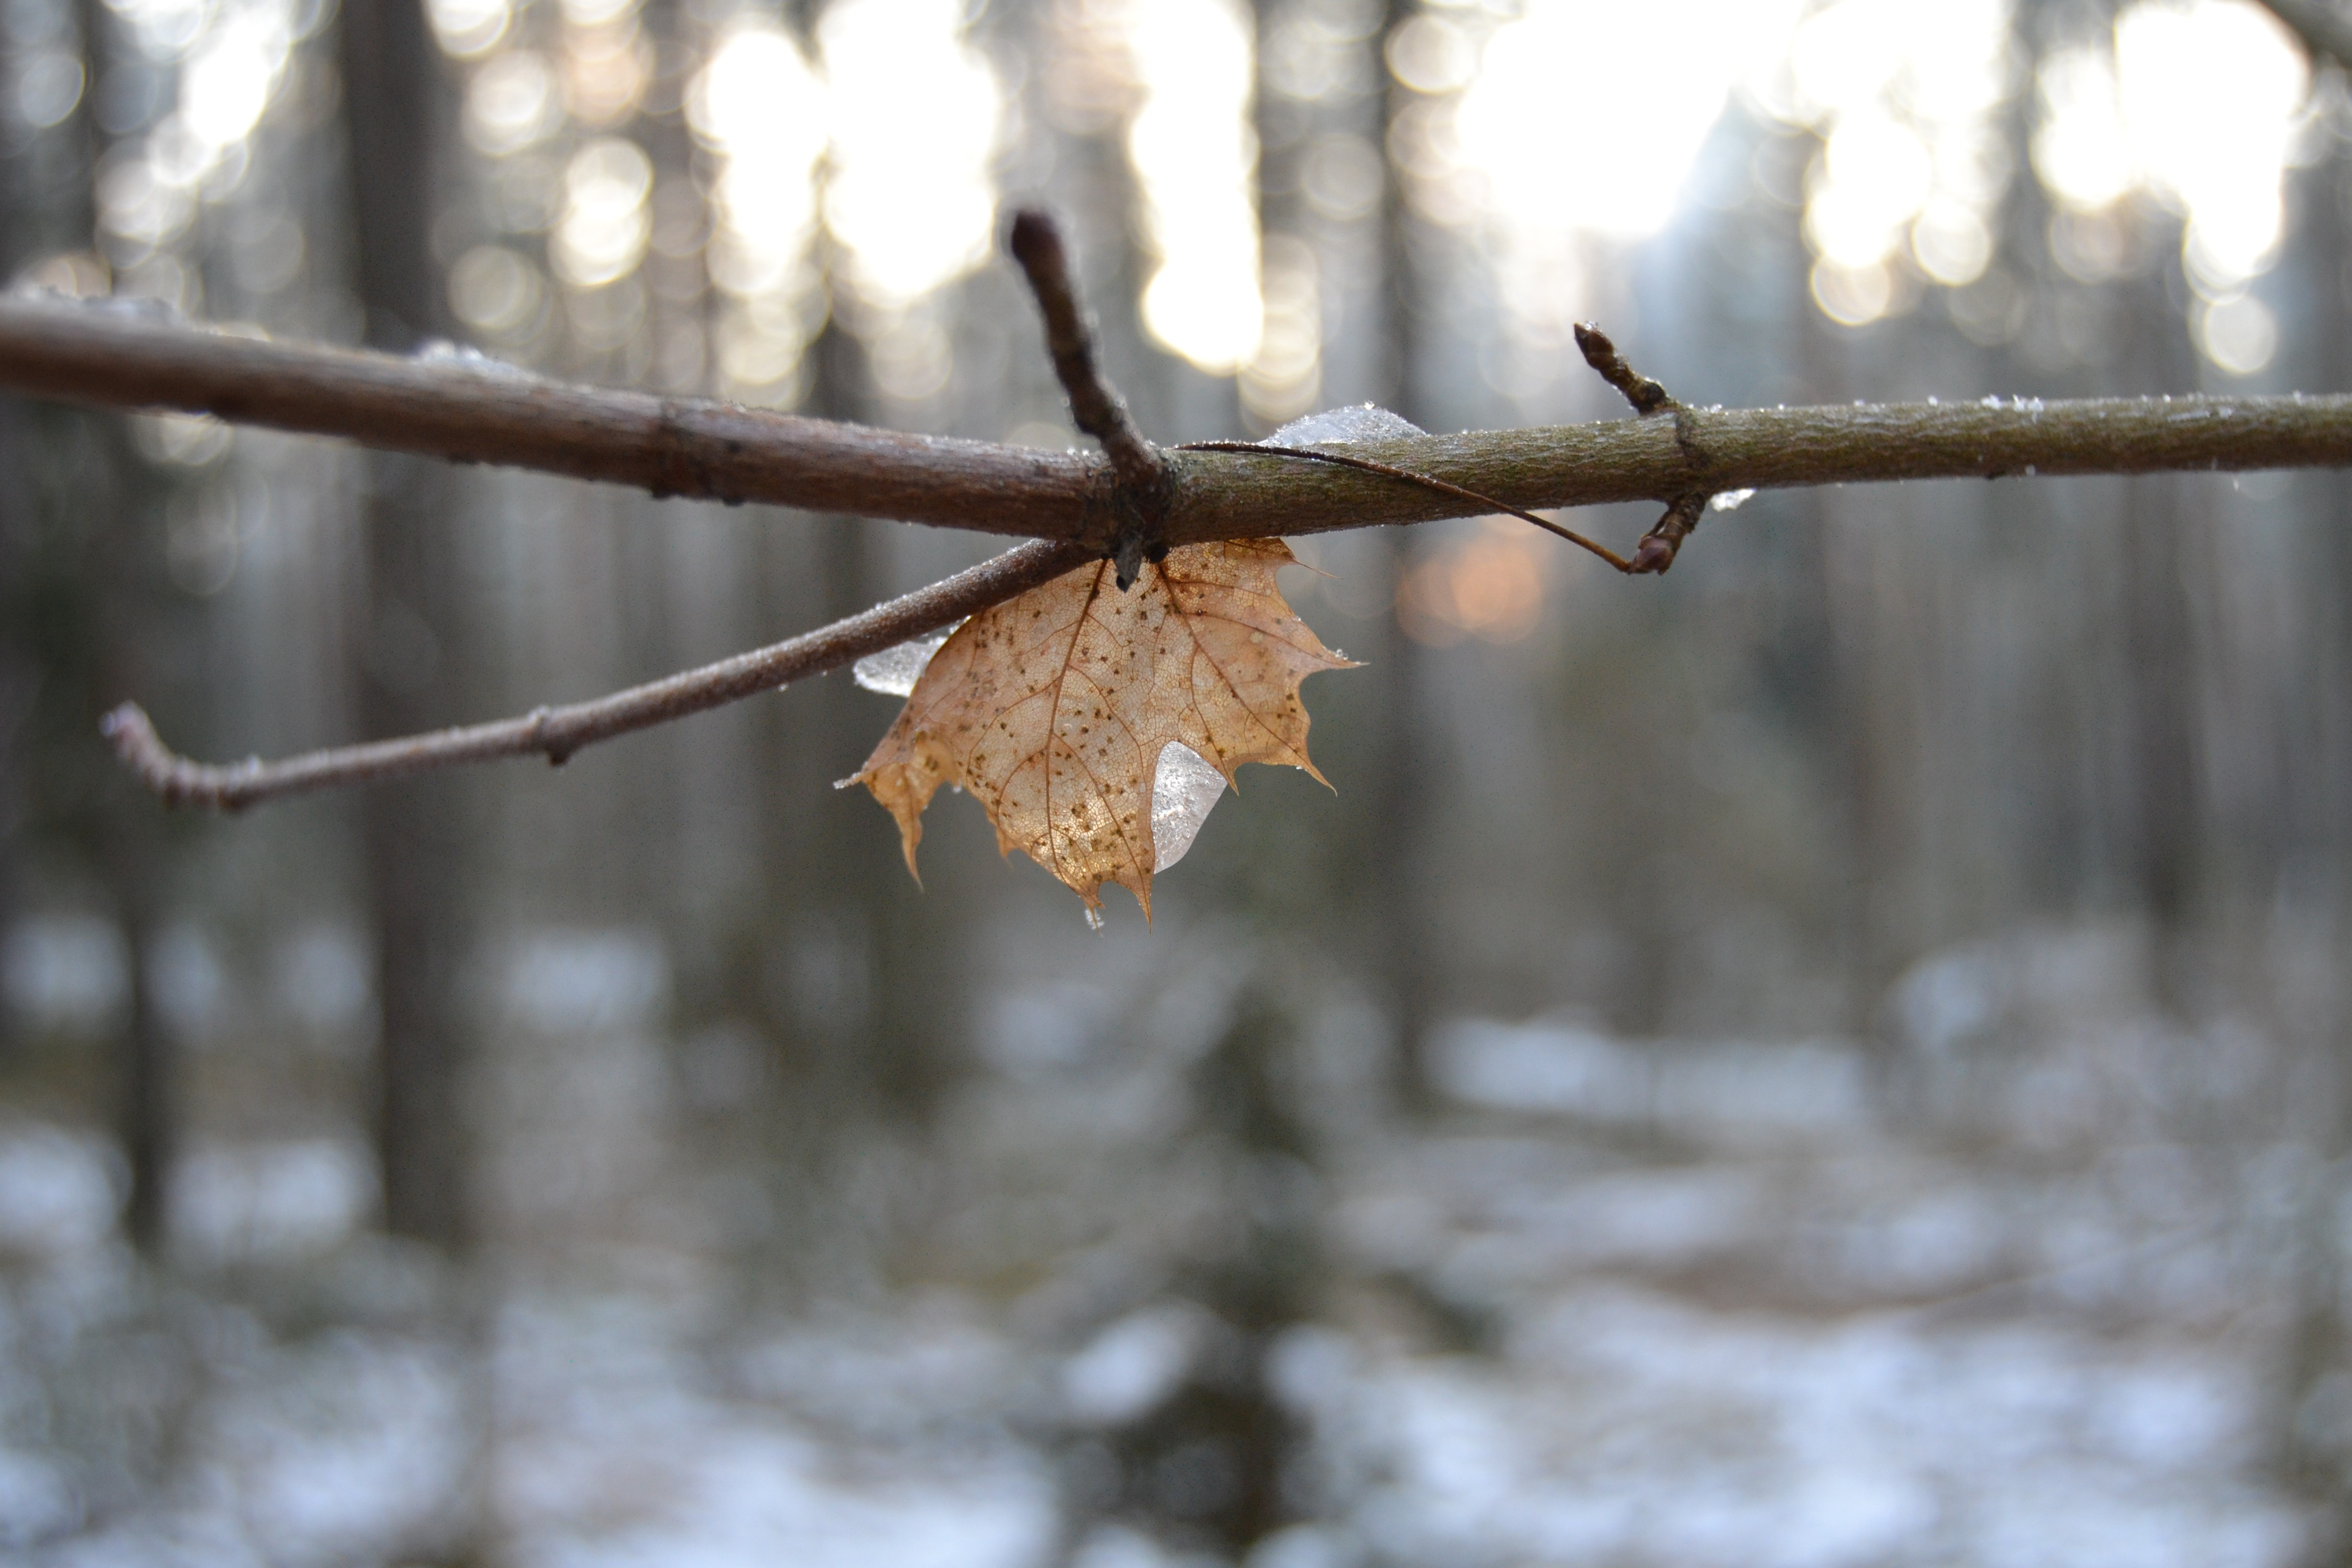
left=338, top=0, right=471, bottom=1250
left=1373, top=0, right=1437, bottom=1110
left=2118, top=262, right=2206, bottom=1014
left=737, top=292, right=958, bottom=1302
left=2271, top=146, right=2352, bottom=1553
left=0, top=126, right=38, bottom=1072
left=61, top=0, right=178, bottom=1256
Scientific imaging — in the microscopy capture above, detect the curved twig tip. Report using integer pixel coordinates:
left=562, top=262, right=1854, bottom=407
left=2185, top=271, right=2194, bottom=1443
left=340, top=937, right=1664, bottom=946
left=101, top=700, right=235, bottom=811
left=1575, top=322, right=1677, bottom=416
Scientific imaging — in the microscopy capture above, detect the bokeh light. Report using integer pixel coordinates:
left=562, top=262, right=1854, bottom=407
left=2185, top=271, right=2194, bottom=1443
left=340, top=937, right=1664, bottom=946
left=819, top=0, right=1001, bottom=310
left=2114, top=0, right=2306, bottom=293
left=1124, top=0, right=1264, bottom=373
left=558, top=0, right=647, bottom=128
left=1774, top=0, right=2015, bottom=325
left=688, top=23, right=827, bottom=395
left=425, top=0, right=509, bottom=60
left=464, top=51, right=560, bottom=158
left=449, top=244, right=549, bottom=338
left=2030, top=0, right=2307, bottom=371
left=2032, top=46, right=2134, bottom=212
left=91, top=0, right=307, bottom=305
left=553, top=137, right=652, bottom=289
left=1400, top=0, right=1799, bottom=349
left=1399, top=520, right=1553, bottom=648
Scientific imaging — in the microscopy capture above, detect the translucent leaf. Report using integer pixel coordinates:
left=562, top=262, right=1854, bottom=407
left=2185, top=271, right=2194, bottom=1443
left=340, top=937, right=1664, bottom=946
left=1265, top=403, right=1427, bottom=449
left=1150, top=742, right=1227, bottom=871
left=853, top=542, right=1355, bottom=917
left=853, top=624, right=961, bottom=696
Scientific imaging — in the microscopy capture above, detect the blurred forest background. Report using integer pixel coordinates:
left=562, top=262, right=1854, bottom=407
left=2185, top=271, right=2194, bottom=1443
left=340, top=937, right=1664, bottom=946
left=4, top=0, right=2352, bottom=1561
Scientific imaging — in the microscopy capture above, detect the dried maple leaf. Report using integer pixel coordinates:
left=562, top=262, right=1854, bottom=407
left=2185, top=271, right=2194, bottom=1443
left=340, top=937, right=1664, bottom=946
left=851, top=538, right=1355, bottom=918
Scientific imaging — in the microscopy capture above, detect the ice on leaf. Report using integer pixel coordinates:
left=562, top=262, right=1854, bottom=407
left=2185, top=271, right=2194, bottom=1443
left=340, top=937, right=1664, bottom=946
left=853, top=623, right=962, bottom=697
left=1265, top=404, right=1427, bottom=448
left=1150, top=742, right=1228, bottom=871
left=851, top=541, right=1355, bottom=918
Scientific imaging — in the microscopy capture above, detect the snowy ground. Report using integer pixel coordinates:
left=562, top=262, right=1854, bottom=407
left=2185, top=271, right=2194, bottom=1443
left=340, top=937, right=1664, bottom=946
left=0, top=921, right=2332, bottom=1566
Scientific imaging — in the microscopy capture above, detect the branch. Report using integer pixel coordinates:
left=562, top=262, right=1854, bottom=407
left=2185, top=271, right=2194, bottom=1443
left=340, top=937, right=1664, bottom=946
left=1574, top=321, right=1677, bottom=415
left=2257, top=0, right=2352, bottom=73
left=6, top=295, right=2347, bottom=553
left=1156, top=390, right=2352, bottom=545
left=28, top=204, right=2352, bottom=815
left=1008, top=210, right=1169, bottom=586
left=0, top=295, right=1098, bottom=539
left=100, top=539, right=1088, bottom=810
left=1007, top=211, right=1158, bottom=494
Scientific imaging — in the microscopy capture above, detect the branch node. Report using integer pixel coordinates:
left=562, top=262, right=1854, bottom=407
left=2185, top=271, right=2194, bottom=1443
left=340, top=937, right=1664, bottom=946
left=1626, top=492, right=1708, bottom=576
left=1009, top=208, right=1169, bottom=581
left=1574, top=323, right=1677, bottom=415
left=526, top=705, right=574, bottom=766
left=648, top=399, right=701, bottom=501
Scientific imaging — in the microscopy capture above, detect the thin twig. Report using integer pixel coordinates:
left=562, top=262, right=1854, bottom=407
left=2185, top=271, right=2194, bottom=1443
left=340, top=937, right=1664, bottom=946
left=1177, top=440, right=1641, bottom=571
left=2256, top=0, right=2352, bottom=73
left=1007, top=211, right=1159, bottom=494
left=102, top=540, right=1089, bottom=810
left=1574, top=322, right=1677, bottom=415
left=1570, top=322, right=1709, bottom=574
left=1007, top=209, right=1169, bottom=588
left=1624, top=491, right=1708, bottom=576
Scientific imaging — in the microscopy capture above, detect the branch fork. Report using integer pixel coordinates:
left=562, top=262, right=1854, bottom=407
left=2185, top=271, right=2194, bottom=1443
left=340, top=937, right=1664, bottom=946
left=1574, top=322, right=1708, bottom=575
left=1178, top=321, right=1711, bottom=575
left=1007, top=211, right=1169, bottom=588
left=4, top=208, right=2343, bottom=810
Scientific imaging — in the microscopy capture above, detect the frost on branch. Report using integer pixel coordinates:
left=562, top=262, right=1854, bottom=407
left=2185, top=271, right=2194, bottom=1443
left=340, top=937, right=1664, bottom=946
left=850, top=540, right=1355, bottom=919
left=1265, top=403, right=1428, bottom=448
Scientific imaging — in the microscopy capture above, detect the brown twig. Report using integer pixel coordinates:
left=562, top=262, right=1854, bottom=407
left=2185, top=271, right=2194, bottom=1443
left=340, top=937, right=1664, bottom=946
left=101, top=540, right=1089, bottom=810
left=1178, top=440, right=1643, bottom=571
left=1574, top=322, right=1677, bottom=415
left=1007, top=210, right=1168, bottom=586
left=1007, top=211, right=1158, bottom=494
left=19, top=209, right=2352, bottom=813
left=1571, top=322, right=1707, bottom=574
left=1624, top=491, right=1708, bottom=576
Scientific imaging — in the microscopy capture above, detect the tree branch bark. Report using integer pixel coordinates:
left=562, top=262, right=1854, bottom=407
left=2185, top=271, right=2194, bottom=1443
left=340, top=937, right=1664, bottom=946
left=18, top=203, right=2352, bottom=815
left=100, top=538, right=1087, bottom=809
left=6, top=296, right=2348, bottom=553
